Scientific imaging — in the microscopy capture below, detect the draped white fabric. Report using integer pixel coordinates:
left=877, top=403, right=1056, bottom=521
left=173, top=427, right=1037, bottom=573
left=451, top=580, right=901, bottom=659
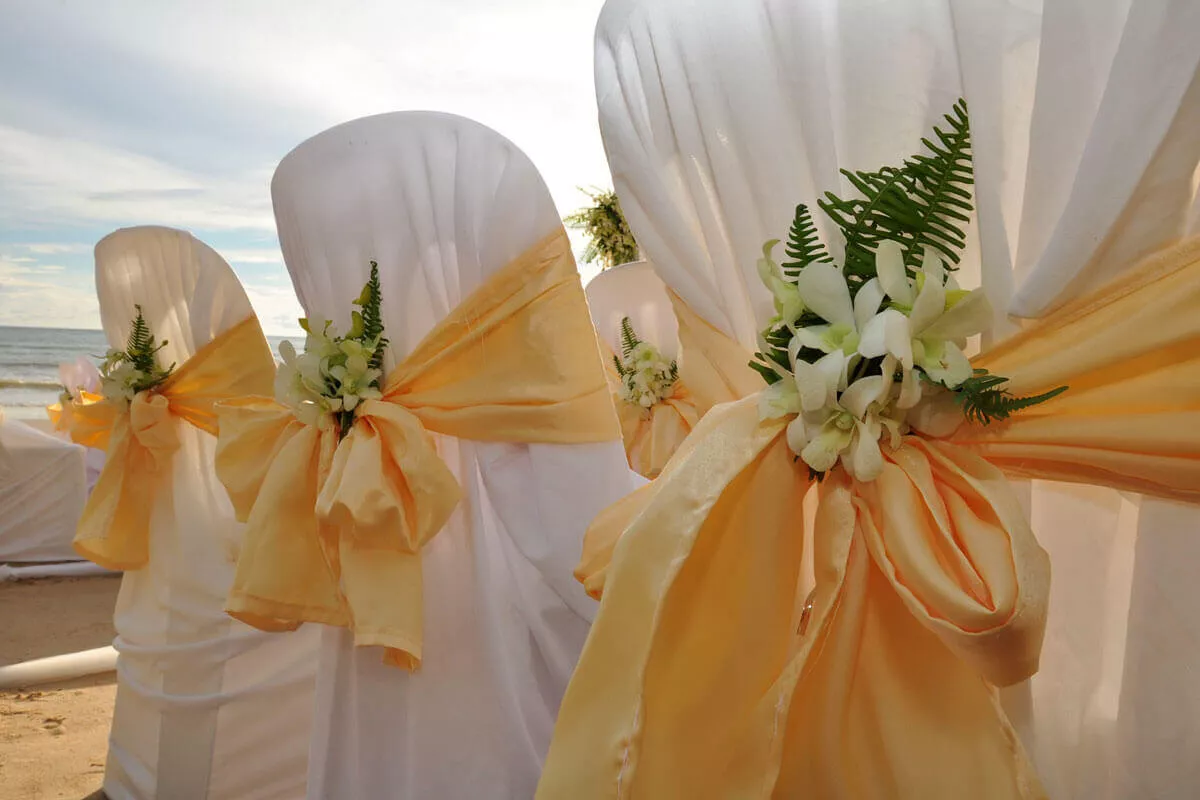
left=94, top=226, right=317, bottom=800
left=271, top=111, right=642, bottom=800
left=0, top=412, right=88, bottom=562
left=584, top=260, right=679, bottom=359
left=595, top=1, right=1200, bottom=797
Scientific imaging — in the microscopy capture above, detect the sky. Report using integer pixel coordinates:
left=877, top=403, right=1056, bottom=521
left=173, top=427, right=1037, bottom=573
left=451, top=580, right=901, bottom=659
left=0, top=0, right=613, bottom=334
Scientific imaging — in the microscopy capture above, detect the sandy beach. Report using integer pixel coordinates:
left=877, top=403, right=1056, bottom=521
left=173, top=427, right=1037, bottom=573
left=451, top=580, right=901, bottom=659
left=0, top=575, right=120, bottom=800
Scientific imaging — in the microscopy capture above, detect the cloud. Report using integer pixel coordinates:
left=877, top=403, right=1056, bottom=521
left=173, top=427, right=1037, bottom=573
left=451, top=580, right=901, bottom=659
left=0, top=256, right=101, bottom=329
left=14, top=243, right=91, bottom=255
left=0, top=1, right=617, bottom=330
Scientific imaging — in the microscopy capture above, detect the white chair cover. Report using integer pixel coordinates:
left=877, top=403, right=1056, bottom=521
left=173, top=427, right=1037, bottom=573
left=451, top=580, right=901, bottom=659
left=94, top=226, right=317, bottom=800
left=0, top=412, right=88, bottom=562
left=271, top=111, right=642, bottom=799
left=584, top=260, right=679, bottom=360
left=595, top=1, right=1200, bottom=797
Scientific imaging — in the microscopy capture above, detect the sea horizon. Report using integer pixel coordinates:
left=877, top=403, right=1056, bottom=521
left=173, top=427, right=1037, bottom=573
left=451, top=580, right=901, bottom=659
left=0, top=325, right=297, bottom=415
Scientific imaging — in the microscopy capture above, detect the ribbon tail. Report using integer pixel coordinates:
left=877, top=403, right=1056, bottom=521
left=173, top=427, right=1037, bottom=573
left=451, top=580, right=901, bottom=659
left=73, top=413, right=156, bottom=571
left=218, top=406, right=347, bottom=632
left=539, top=396, right=806, bottom=799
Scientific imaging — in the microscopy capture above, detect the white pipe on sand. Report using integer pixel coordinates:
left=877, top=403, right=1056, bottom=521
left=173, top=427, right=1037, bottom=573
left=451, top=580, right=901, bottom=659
left=0, top=646, right=118, bottom=690
left=0, top=562, right=117, bottom=582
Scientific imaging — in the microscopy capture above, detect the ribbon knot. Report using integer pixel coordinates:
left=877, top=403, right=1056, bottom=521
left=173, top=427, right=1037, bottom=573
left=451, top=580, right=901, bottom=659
left=127, top=391, right=182, bottom=469
left=317, top=400, right=462, bottom=553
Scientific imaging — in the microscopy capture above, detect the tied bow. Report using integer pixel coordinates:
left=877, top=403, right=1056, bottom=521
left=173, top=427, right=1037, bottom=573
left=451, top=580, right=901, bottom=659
left=538, top=236, right=1200, bottom=799
left=69, top=316, right=274, bottom=571
left=217, top=396, right=462, bottom=671
left=217, top=228, right=622, bottom=670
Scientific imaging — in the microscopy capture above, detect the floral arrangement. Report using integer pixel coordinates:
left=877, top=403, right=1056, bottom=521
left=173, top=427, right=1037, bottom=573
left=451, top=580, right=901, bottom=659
left=613, top=317, right=678, bottom=410
left=98, top=305, right=175, bottom=403
left=753, top=100, right=1065, bottom=482
left=565, top=187, right=640, bottom=269
left=276, top=261, right=389, bottom=437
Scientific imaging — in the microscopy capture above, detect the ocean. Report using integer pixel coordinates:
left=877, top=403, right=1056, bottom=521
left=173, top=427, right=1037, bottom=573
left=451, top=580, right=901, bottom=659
left=0, top=326, right=294, bottom=418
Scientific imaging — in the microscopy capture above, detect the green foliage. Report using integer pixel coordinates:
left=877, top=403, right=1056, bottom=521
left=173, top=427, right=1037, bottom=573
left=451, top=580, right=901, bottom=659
left=619, top=317, right=639, bottom=362
left=354, top=261, right=388, bottom=372
left=613, top=316, right=678, bottom=384
left=124, top=304, right=174, bottom=392
left=565, top=188, right=639, bottom=269
left=935, top=370, right=1069, bottom=426
left=780, top=204, right=832, bottom=279
left=818, top=99, right=973, bottom=287
left=750, top=99, right=1064, bottom=426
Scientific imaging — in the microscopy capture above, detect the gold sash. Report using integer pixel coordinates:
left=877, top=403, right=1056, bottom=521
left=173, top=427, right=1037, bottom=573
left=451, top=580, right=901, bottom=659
left=216, top=229, right=622, bottom=670
left=669, top=290, right=760, bottom=415
left=537, top=236, right=1200, bottom=799
left=68, top=316, right=274, bottom=571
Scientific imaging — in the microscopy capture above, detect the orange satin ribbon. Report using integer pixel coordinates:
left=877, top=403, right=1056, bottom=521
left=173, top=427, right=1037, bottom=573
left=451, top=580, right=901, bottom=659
left=67, top=316, right=274, bottom=571
left=47, top=390, right=103, bottom=434
left=538, top=235, right=1200, bottom=799
left=216, top=229, right=622, bottom=670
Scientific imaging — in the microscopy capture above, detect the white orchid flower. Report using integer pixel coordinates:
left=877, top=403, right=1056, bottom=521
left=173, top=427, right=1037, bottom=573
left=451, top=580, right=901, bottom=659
left=756, top=240, right=806, bottom=326
left=788, top=371, right=892, bottom=483
left=789, top=259, right=887, bottom=363
left=859, top=241, right=992, bottom=393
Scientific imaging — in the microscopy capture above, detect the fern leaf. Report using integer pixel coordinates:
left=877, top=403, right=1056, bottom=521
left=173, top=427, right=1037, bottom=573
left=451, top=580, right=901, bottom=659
left=619, top=317, right=640, bottom=360
left=780, top=204, right=831, bottom=278
left=816, top=99, right=974, bottom=284
left=947, top=369, right=1068, bottom=425
left=354, top=261, right=388, bottom=372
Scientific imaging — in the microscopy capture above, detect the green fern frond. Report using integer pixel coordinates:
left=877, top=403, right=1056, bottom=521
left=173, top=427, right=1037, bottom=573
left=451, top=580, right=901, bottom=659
left=124, top=305, right=174, bottom=391
left=353, top=261, right=388, bottom=371
left=817, top=100, right=974, bottom=288
left=619, top=316, right=640, bottom=360
left=943, top=369, right=1068, bottom=425
left=780, top=204, right=832, bottom=278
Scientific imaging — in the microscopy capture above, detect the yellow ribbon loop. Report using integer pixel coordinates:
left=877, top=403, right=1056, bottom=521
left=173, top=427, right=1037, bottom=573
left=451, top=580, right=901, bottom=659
left=218, top=228, right=622, bottom=670
left=538, top=236, right=1200, bottom=799
left=69, top=317, right=275, bottom=572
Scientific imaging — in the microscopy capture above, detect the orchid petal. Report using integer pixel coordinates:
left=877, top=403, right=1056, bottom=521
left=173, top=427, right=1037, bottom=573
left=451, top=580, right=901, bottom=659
left=859, top=309, right=913, bottom=369
left=853, top=278, right=885, bottom=331
left=897, top=364, right=923, bottom=409
left=795, top=262, right=854, bottom=327
left=792, top=358, right=831, bottom=412
left=875, top=241, right=912, bottom=304
left=846, top=419, right=885, bottom=482
left=840, top=374, right=888, bottom=418
left=908, top=270, right=947, bottom=335
left=758, top=380, right=801, bottom=420
left=920, top=246, right=945, bottom=285
left=793, top=325, right=833, bottom=354
left=920, top=289, right=993, bottom=341
left=801, top=422, right=851, bottom=473
left=786, top=416, right=810, bottom=455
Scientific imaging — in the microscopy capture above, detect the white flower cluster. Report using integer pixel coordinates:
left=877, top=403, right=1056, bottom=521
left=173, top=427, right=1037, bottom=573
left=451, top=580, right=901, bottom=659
left=98, top=350, right=149, bottom=404
left=757, top=239, right=992, bottom=482
left=616, top=341, right=678, bottom=410
left=275, top=315, right=385, bottom=429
